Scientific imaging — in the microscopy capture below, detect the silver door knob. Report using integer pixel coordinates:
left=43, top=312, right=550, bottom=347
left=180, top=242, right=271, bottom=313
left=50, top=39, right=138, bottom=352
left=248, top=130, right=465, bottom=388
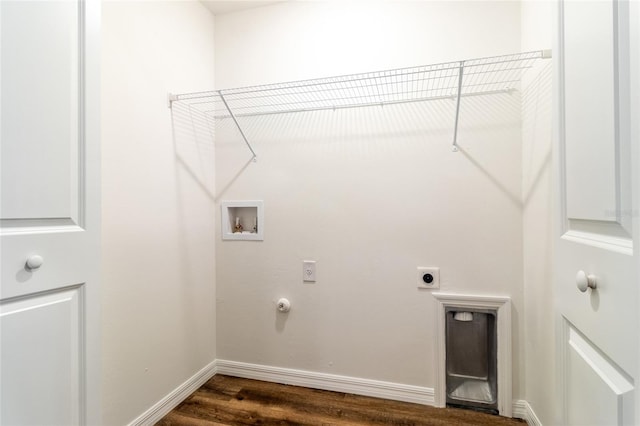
left=576, top=270, right=596, bottom=292
left=26, top=255, right=44, bottom=270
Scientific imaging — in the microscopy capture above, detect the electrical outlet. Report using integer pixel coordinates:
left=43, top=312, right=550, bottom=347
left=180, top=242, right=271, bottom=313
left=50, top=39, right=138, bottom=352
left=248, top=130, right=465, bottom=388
left=417, top=267, right=440, bottom=289
left=303, top=260, right=316, bottom=282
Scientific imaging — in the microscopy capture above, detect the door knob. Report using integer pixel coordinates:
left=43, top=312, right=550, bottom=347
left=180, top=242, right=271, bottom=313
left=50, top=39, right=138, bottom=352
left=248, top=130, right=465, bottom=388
left=576, top=270, right=597, bottom=292
left=26, top=255, right=44, bottom=270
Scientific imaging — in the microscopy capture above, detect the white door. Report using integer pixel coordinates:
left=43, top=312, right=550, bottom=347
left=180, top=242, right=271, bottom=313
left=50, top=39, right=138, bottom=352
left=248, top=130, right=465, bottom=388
left=555, top=1, right=639, bottom=424
left=0, top=1, right=101, bottom=424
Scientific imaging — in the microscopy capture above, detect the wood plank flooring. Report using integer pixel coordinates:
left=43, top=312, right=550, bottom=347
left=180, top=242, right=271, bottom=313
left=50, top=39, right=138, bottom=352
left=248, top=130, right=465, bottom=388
left=156, top=375, right=525, bottom=425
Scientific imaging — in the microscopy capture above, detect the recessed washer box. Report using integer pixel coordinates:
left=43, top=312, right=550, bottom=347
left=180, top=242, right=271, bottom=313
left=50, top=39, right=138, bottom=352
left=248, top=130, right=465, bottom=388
left=221, top=200, right=264, bottom=241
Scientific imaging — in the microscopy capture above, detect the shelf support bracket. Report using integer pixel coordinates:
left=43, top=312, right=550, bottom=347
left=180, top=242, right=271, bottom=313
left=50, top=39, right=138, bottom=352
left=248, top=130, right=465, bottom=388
left=451, top=62, right=464, bottom=152
left=167, top=93, right=178, bottom=109
left=218, top=90, right=257, bottom=161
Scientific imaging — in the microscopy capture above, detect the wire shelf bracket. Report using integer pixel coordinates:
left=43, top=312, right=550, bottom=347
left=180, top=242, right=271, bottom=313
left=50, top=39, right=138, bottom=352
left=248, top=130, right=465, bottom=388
left=451, top=62, right=464, bottom=152
left=169, top=49, right=552, bottom=155
left=218, top=91, right=257, bottom=161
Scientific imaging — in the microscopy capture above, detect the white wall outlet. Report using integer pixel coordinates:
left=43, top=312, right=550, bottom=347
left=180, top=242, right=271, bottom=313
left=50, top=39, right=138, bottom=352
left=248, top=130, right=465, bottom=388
left=303, top=260, right=316, bottom=282
left=417, top=267, right=440, bottom=289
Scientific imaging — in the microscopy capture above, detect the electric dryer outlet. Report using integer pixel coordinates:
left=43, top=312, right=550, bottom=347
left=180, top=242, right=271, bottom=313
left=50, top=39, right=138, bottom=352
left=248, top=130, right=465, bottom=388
left=417, top=267, right=440, bottom=289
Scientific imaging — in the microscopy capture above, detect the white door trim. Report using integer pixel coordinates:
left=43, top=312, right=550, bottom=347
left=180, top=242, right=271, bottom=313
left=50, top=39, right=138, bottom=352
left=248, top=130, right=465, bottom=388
left=82, top=0, right=102, bottom=423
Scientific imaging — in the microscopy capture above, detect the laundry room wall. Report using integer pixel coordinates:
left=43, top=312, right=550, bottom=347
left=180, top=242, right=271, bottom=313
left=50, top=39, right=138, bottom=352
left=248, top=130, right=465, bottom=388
left=214, top=1, right=527, bottom=400
left=521, top=1, right=555, bottom=424
left=101, top=2, right=216, bottom=424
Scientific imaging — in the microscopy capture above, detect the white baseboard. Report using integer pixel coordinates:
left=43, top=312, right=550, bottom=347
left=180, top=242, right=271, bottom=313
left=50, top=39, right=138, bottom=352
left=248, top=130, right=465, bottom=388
left=512, top=400, right=542, bottom=426
left=128, top=359, right=218, bottom=426
left=127, top=358, right=539, bottom=425
left=216, top=359, right=435, bottom=406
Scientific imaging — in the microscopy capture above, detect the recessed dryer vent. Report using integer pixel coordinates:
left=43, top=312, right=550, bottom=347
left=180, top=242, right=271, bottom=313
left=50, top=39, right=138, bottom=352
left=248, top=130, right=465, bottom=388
left=445, top=308, right=497, bottom=413
left=432, top=293, right=511, bottom=417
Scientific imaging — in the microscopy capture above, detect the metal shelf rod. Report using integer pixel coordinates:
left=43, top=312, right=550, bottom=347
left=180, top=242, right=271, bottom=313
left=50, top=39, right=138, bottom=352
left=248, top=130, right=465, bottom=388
left=452, top=63, right=465, bottom=152
left=208, top=87, right=513, bottom=120
left=218, top=91, right=257, bottom=161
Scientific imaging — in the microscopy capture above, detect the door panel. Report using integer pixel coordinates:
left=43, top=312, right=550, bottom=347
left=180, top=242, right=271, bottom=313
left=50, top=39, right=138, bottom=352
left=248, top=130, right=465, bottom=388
left=556, top=0, right=637, bottom=424
left=565, top=323, right=634, bottom=426
left=0, top=287, right=82, bottom=425
left=563, top=0, right=632, bottom=245
left=0, top=1, right=100, bottom=424
left=1, top=1, right=80, bottom=223
left=564, top=0, right=618, bottom=224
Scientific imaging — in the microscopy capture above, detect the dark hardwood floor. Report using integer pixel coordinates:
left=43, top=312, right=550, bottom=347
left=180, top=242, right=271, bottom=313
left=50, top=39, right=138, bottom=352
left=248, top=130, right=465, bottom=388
left=156, top=375, right=525, bottom=425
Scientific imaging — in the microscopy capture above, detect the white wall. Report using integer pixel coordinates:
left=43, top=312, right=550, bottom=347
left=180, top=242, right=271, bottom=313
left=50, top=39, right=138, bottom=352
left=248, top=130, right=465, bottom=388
left=101, top=2, right=216, bottom=424
left=214, top=1, right=527, bottom=399
left=215, top=1, right=521, bottom=88
left=521, top=1, right=555, bottom=424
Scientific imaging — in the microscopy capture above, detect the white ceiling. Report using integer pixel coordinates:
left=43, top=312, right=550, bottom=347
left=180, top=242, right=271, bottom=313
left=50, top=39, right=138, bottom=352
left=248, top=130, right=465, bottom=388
left=201, top=1, right=284, bottom=15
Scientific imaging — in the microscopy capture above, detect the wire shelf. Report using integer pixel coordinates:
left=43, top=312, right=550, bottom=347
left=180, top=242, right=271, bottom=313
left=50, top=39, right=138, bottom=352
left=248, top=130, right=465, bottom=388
left=170, top=50, right=551, bottom=155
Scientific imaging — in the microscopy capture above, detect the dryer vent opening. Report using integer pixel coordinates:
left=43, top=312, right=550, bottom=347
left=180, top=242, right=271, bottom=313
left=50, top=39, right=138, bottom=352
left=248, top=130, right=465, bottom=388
left=445, top=308, right=498, bottom=414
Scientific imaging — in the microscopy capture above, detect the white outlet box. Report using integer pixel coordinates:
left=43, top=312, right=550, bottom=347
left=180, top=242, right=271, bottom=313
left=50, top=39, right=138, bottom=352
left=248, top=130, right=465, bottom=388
left=303, top=260, right=316, bottom=282
left=417, top=267, right=440, bottom=289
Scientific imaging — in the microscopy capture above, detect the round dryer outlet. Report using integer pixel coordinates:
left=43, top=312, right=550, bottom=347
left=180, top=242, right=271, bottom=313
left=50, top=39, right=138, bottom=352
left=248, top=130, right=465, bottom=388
left=417, top=267, right=440, bottom=289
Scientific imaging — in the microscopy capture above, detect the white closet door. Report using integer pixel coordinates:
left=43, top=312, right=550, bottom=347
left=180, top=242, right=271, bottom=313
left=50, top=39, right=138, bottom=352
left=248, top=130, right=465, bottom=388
left=0, top=1, right=101, bottom=424
left=555, top=1, right=638, bottom=424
